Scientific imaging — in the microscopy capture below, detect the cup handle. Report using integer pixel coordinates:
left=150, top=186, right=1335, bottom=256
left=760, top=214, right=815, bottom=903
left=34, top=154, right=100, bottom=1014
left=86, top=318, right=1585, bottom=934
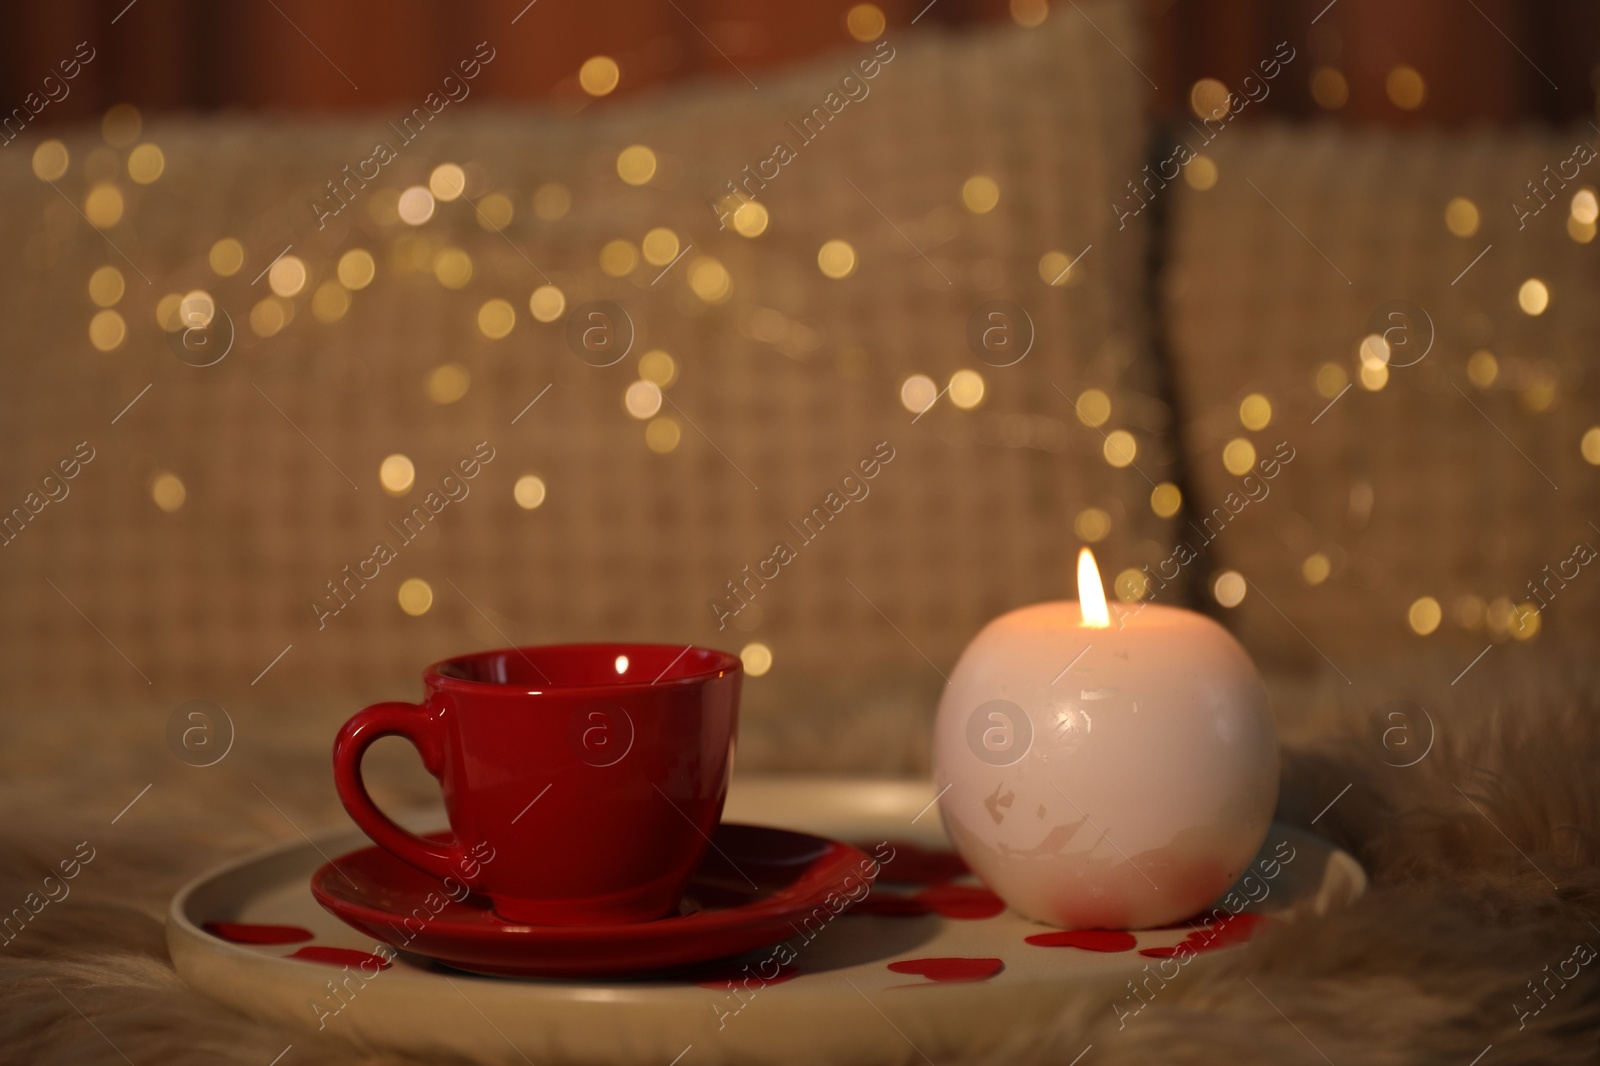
left=333, top=701, right=469, bottom=885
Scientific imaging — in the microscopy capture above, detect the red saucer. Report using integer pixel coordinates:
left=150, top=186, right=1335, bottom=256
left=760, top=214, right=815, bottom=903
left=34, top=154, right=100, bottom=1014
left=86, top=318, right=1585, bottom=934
left=310, top=824, right=878, bottom=978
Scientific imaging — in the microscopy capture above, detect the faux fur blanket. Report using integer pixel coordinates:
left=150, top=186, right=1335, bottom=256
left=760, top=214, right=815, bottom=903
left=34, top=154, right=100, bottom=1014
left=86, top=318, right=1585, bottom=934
left=3, top=655, right=1598, bottom=1064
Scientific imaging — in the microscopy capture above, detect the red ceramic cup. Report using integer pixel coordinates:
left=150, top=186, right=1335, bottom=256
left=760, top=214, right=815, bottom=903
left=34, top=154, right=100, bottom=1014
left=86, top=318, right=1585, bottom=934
left=333, top=643, right=740, bottom=925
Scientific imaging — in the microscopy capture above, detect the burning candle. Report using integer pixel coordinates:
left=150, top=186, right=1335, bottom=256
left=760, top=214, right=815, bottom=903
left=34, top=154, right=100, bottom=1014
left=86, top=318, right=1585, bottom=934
left=931, top=548, right=1278, bottom=929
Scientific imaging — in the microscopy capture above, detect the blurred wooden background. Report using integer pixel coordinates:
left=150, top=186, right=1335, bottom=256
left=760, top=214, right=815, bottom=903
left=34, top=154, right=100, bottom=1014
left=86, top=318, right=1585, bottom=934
left=2, top=0, right=1596, bottom=128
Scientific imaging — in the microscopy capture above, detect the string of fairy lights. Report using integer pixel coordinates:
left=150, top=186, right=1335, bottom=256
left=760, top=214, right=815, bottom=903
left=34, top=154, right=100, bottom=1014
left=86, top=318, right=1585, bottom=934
left=20, top=0, right=1600, bottom=671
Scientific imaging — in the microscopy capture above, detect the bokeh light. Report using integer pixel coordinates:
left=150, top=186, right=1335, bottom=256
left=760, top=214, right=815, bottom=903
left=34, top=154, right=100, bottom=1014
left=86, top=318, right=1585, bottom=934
left=398, top=186, right=436, bottom=225
left=514, top=475, right=547, bottom=510
left=740, top=642, right=774, bottom=676
left=85, top=184, right=123, bottom=228
left=617, top=145, right=657, bottom=186
left=1518, top=278, right=1549, bottom=315
left=1103, top=430, right=1137, bottom=468
left=427, top=363, right=470, bottom=404
left=1073, top=507, right=1111, bottom=542
left=398, top=578, right=434, bottom=617
left=1579, top=426, right=1600, bottom=465
left=477, top=299, right=516, bottom=339
left=268, top=255, right=308, bottom=297
left=900, top=374, right=938, bottom=414
left=1238, top=393, right=1272, bottom=430
left=210, top=238, right=245, bottom=277
left=624, top=380, right=664, bottom=419
left=732, top=201, right=769, bottom=237
left=1316, top=362, right=1348, bottom=398
left=529, top=285, right=566, bottom=323
left=1010, top=0, right=1048, bottom=27
left=688, top=256, right=731, bottom=303
left=1310, top=67, right=1348, bottom=110
left=1467, top=349, right=1498, bottom=388
left=250, top=297, right=291, bottom=337
left=639, top=350, right=678, bottom=387
left=1189, top=78, right=1231, bottom=121
left=600, top=239, right=639, bottom=277
left=311, top=281, right=351, bottom=323
left=88, top=266, right=125, bottom=308
left=1222, top=438, right=1256, bottom=476
left=579, top=56, right=621, bottom=96
left=642, top=227, right=681, bottom=266
left=845, top=4, right=886, bottom=41
left=1075, top=388, right=1110, bottom=427
left=338, top=249, right=376, bottom=290
left=645, top=417, right=681, bottom=453
left=32, top=140, right=68, bottom=181
left=818, top=240, right=857, bottom=280
left=962, top=175, right=1000, bottom=214
left=1302, top=552, right=1331, bottom=585
left=1150, top=482, right=1181, bottom=518
left=949, top=369, right=985, bottom=409
left=429, top=163, right=466, bottom=201
left=1386, top=65, right=1426, bottom=110
left=151, top=472, right=186, bottom=512
left=478, top=192, right=514, bottom=230
left=379, top=454, right=415, bottom=495
left=88, top=310, right=126, bottom=351
left=433, top=247, right=473, bottom=289
left=1213, top=571, right=1246, bottom=608
left=127, top=143, right=164, bottom=184
left=1407, top=596, right=1442, bottom=636
left=1184, top=155, right=1218, bottom=191
left=1445, top=197, right=1479, bottom=237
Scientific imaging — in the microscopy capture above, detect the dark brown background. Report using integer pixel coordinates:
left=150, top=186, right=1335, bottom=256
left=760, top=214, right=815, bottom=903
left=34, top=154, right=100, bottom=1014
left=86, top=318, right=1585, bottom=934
left=2, top=0, right=1596, bottom=128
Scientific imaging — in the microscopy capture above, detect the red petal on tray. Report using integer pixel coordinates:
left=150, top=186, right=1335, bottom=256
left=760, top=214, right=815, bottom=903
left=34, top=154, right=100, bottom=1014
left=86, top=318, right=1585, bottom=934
left=888, top=957, right=1004, bottom=983
left=203, top=922, right=314, bottom=945
left=288, top=946, right=392, bottom=970
left=870, top=841, right=969, bottom=885
left=915, top=884, right=1005, bottom=920
left=1025, top=929, right=1137, bottom=952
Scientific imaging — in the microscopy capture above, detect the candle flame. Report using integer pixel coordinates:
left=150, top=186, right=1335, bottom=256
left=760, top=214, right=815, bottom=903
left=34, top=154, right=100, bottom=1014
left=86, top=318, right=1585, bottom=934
left=1077, top=547, right=1110, bottom=628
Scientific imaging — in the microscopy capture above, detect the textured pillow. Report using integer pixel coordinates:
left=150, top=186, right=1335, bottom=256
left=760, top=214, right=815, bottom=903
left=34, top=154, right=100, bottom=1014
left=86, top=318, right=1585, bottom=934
left=1163, top=125, right=1600, bottom=679
left=0, top=5, right=1170, bottom=759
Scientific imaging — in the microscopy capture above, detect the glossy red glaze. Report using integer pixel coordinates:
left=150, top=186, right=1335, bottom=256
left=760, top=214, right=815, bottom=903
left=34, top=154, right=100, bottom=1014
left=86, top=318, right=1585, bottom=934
left=310, top=824, right=877, bottom=978
left=332, top=643, right=740, bottom=925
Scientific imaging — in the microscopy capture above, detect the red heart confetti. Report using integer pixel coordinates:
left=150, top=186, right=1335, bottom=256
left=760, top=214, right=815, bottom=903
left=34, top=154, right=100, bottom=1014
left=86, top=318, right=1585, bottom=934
left=287, top=946, right=393, bottom=970
left=1138, top=913, right=1269, bottom=958
left=888, top=957, right=1004, bottom=983
left=1026, top=929, right=1137, bottom=952
left=202, top=922, right=314, bottom=945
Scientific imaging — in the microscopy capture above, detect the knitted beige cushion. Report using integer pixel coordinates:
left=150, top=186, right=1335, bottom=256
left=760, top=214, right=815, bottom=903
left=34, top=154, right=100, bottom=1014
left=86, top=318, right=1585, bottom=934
left=0, top=6, right=1170, bottom=741
left=1164, top=126, right=1599, bottom=678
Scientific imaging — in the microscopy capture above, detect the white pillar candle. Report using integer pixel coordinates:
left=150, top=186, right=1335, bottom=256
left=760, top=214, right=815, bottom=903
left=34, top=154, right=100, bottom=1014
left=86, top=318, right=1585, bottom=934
left=931, top=548, right=1278, bottom=929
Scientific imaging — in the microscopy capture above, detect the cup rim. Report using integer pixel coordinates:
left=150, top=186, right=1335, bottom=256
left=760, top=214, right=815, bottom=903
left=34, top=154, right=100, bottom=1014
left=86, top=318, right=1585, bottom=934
left=423, top=642, right=742, bottom=696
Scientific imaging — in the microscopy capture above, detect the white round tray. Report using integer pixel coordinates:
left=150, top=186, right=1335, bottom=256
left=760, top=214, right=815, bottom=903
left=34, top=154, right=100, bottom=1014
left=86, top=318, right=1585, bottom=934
left=168, top=776, right=1366, bottom=1064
